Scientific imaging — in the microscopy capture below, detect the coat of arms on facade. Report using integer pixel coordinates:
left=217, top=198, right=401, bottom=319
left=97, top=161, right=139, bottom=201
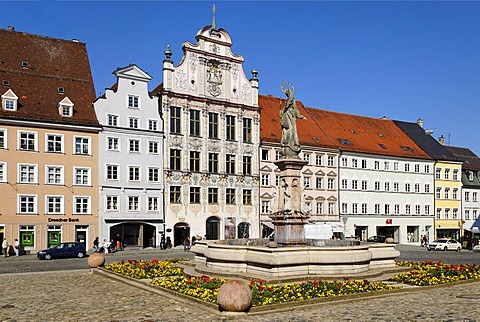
left=207, top=60, right=222, bottom=97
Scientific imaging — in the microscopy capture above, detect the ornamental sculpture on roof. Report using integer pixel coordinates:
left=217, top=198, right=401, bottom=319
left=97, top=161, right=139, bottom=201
left=280, top=82, right=306, bottom=158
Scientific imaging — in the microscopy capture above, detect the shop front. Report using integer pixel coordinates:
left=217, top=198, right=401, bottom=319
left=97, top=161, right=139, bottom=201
left=435, top=220, right=462, bottom=240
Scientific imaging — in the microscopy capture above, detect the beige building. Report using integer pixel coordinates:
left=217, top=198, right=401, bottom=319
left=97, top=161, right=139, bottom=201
left=0, top=27, right=101, bottom=252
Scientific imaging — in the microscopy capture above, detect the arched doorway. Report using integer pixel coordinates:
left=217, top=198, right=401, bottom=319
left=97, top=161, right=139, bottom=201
left=206, top=216, right=220, bottom=240
left=174, top=223, right=190, bottom=247
left=238, top=222, right=250, bottom=238
left=110, top=222, right=156, bottom=248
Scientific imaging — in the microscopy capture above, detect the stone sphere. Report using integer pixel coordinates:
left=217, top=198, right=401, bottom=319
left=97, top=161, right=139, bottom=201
left=88, top=253, right=105, bottom=268
left=385, top=237, right=395, bottom=244
left=473, top=245, right=480, bottom=253
left=217, top=280, right=252, bottom=312
left=267, top=241, right=278, bottom=248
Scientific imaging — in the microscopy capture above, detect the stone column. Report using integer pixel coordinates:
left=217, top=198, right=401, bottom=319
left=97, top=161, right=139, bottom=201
left=269, top=158, right=310, bottom=246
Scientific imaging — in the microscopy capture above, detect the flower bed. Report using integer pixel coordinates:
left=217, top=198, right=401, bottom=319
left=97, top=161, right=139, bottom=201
left=151, top=276, right=398, bottom=306
left=104, top=259, right=184, bottom=279
left=390, top=260, right=480, bottom=286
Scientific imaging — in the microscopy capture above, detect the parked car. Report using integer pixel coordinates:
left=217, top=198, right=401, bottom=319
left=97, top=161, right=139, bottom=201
left=366, top=235, right=387, bottom=243
left=37, top=242, right=86, bottom=260
left=427, top=239, right=461, bottom=252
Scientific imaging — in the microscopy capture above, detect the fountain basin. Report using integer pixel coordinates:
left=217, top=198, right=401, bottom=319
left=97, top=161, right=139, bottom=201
left=192, top=239, right=400, bottom=280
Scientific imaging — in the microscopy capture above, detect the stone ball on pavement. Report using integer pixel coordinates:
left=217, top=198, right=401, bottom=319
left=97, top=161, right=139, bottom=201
left=385, top=237, right=395, bottom=244
left=88, top=253, right=105, bottom=268
left=217, top=280, right=252, bottom=312
left=267, top=241, right=278, bottom=248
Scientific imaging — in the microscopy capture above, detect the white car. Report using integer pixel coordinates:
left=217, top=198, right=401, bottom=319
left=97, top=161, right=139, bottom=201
left=427, top=239, right=462, bottom=252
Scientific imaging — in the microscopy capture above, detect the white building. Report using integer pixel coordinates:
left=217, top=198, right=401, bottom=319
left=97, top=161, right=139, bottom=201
left=156, top=24, right=260, bottom=246
left=94, top=65, right=164, bottom=248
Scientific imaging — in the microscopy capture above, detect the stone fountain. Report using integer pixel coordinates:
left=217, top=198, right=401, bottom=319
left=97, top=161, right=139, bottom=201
left=191, top=83, right=400, bottom=282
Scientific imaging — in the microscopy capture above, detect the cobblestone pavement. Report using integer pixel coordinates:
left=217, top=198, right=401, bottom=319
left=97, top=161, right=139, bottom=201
left=1, top=269, right=480, bottom=321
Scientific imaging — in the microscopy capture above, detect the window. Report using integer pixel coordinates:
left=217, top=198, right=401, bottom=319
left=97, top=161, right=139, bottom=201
left=75, top=137, right=90, bottom=155
left=129, top=139, right=140, bottom=153
left=304, top=153, right=311, bottom=164
left=444, top=187, right=450, bottom=199
left=414, top=183, right=420, bottom=193
left=128, top=95, right=139, bottom=108
left=5, top=99, right=15, bottom=111
left=170, top=106, right=181, bottom=134
left=385, top=204, right=390, bottom=215
left=74, top=197, right=90, bottom=214
left=208, top=112, right=218, bottom=138
left=74, top=168, right=90, bottom=186
left=243, top=118, right=252, bottom=142
left=148, top=120, right=158, bottom=131
left=275, top=175, right=280, bottom=187
left=393, top=182, right=399, bottom=192
left=361, top=203, right=367, bottom=214
left=453, top=169, right=458, bottom=180
left=468, top=171, right=474, bottom=181
left=261, top=149, right=269, bottom=161
left=327, top=178, right=334, bottom=190
left=361, top=159, right=367, bottom=169
left=436, top=187, right=441, bottom=199
left=405, top=204, right=411, bottom=215
left=327, top=156, right=334, bottom=167
left=128, top=196, right=139, bottom=212
left=107, top=137, right=119, bottom=151
left=170, top=186, right=181, bottom=203
left=129, top=117, right=139, bottom=129
left=452, top=188, right=458, bottom=199
left=328, top=203, right=335, bottom=215
left=436, top=208, right=441, bottom=219
left=226, top=188, right=236, bottom=204
left=341, top=203, right=347, bottom=214
left=106, top=196, right=118, bottom=211
left=384, top=181, right=390, bottom=192
left=352, top=203, right=358, bottom=214
left=465, top=191, right=470, bottom=202
left=341, top=158, right=347, bottom=167
left=261, top=201, right=270, bottom=213
left=316, top=177, right=323, bottom=189
left=148, top=141, right=159, bottom=154
left=341, top=179, right=347, bottom=189
left=424, top=184, right=430, bottom=193
left=46, top=196, right=63, bottom=214
left=352, top=180, right=358, bottom=190
left=414, top=164, right=420, bottom=173
left=129, top=166, right=140, bottom=181
left=19, top=164, right=36, bottom=183
left=170, top=149, right=181, bottom=171
left=190, top=187, right=201, bottom=204
left=424, top=205, right=430, bottom=215
left=226, top=154, right=235, bottom=174
left=374, top=161, right=380, bottom=170
left=474, top=210, right=478, bottom=219
left=107, top=114, right=118, bottom=126
left=0, top=129, right=5, bottom=149
left=405, top=183, right=411, bottom=192
left=374, top=181, right=380, bottom=191
left=316, top=202, right=323, bottom=214
left=435, top=168, right=441, bottom=179
left=304, top=176, right=311, bottom=189
left=374, top=204, right=380, bottom=214
left=46, top=134, right=63, bottom=153
left=453, top=208, right=458, bottom=219
left=261, top=174, right=270, bottom=186
left=226, top=115, right=236, bottom=141
left=465, top=210, right=470, bottom=220
left=148, top=168, right=159, bottom=183
left=46, top=166, right=63, bottom=184
left=384, top=161, right=389, bottom=171
left=474, top=192, right=478, bottom=202
left=276, top=150, right=282, bottom=161
left=444, top=168, right=450, bottom=180
left=316, top=154, right=323, bottom=166
left=190, top=110, right=201, bottom=136
left=148, top=197, right=159, bottom=211
left=352, top=159, right=358, bottom=168
left=424, top=165, right=430, bottom=173
left=394, top=162, right=399, bottom=171
left=19, top=195, right=36, bottom=214
left=415, top=205, right=421, bottom=215
left=190, top=151, right=201, bottom=172
left=106, top=164, right=119, bottom=180
left=19, top=131, right=36, bottom=151
left=243, top=189, right=252, bottom=205
left=243, top=156, right=252, bottom=175
left=362, top=180, right=367, bottom=190
left=445, top=208, right=450, bottom=219
left=208, top=153, right=218, bottom=173
left=208, top=188, right=218, bottom=204
left=404, top=163, right=410, bottom=172
left=394, top=204, right=400, bottom=215
left=0, top=162, right=5, bottom=182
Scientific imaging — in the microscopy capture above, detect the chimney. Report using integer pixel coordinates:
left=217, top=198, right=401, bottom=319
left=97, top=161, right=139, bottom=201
left=7, top=26, right=14, bottom=32
left=438, top=135, right=445, bottom=145
left=416, top=118, right=423, bottom=128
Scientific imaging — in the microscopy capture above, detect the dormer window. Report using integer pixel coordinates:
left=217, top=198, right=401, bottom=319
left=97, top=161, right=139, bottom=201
left=58, top=87, right=65, bottom=94
left=21, top=61, right=29, bottom=68
left=3, top=80, right=10, bottom=86
left=468, top=171, right=474, bottom=181
left=58, top=97, right=74, bottom=117
left=1, top=89, right=18, bottom=111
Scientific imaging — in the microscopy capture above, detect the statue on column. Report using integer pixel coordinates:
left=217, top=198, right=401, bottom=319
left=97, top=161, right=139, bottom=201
left=280, top=82, right=306, bottom=158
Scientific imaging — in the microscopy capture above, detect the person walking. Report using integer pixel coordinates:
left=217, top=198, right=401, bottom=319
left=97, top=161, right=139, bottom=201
left=93, top=237, right=100, bottom=253
left=2, top=238, right=9, bottom=257
left=103, top=239, right=110, bottom=254
left=14, top=239, right=19, bottom=256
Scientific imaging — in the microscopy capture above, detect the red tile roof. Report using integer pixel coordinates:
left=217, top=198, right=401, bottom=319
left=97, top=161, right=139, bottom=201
left=0, top=29, right=99, bottom=127
left=260, top=94, right=431, bottom=159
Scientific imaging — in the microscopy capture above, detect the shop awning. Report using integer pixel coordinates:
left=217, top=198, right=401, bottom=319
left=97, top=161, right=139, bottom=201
left=470, top=217, right=480, bottom=233
left=261, top=222, right=274, bottom=229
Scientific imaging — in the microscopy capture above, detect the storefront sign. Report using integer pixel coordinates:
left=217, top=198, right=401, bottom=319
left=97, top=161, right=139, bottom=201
left=48, top=218, right=80, bottom=223
left=385, top=219, right=392, bottom=225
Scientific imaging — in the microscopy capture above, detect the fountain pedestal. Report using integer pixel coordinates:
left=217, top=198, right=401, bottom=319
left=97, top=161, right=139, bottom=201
left=269, top=158, right=310, bottom=246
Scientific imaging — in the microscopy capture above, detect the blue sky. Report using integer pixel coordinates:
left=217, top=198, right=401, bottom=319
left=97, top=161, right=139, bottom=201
left=5, top=1, right=480, bottom=154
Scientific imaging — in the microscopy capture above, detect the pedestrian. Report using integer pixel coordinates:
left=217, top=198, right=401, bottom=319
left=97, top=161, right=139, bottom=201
left=166, top=236, right=172, bottom=249
left=103, top=238, right=110, bottom=254
left=116, top=239, right=122, bottom=251
left=2, top=238, right=8, bottom=257
left=14, top=238, right=19, bottom=256
left=93, top=237, right=100, bottom=253
left=183, top=237, right=190, bottom=252
left=160, top=235, right=166, bottom=250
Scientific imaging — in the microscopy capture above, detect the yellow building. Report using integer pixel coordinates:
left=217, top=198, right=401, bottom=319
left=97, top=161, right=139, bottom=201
left=0, top=28, right=100, bottom=252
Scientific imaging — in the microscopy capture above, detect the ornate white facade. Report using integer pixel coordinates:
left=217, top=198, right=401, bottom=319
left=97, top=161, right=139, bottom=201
left=158, top=25, right=260, bottom=246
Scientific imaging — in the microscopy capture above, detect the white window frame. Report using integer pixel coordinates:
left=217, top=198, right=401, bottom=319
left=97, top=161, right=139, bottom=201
left=106, top=164, right=119, bottom=181
left=315, top=154, right=323, bottom=166
left=261, top=174, right=270, bottom=187
left=45, top=165, right=64, bottom=185
left=148, top=167, right=160, bottom=183
left=327, top=156, right=334, bottom=167
left=148, top=141, right=159, bottom=155
left=303, top=176, right=311, bottom=189
left=106, top=195, right=119, bottom=212
left=128, top=139, right=141, bottom=153
left=0, top=128, right=6, bottom=149
left=45, top=195, right=64, bottom=215
left=18, top=131, right=37, bottom=151
left=107, top=137, right=120, bottom=152
left=73, top=196, right=91, bottom=214
left=0, top=162, right=6, bottom=182
left=261, top=149, right=270, bottom=161
left=261, top=201, right=270, bottom=214
left=327, top=178, right=334, bottom=190
left=128, top=166, right=141, bottom=182
left=127, top=95, right=140, bottom=109
left=148, top=197, right=159, bottom=212
left=18, top=163, right=37, bottom=184
left=128, top=196, right=140, bottom=212
left=74, top=136, right=91, bottom=155
left=74, top=167, right=91, bottom=186
left=45, top=133, right=64, bottom=153
left=18, top=194, right=37, bottom=214
left=129, top=117, right=139, bottom=129
left=107, top=114, right=119, bottom=126
left=148, top=119, right=158, bottom=131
